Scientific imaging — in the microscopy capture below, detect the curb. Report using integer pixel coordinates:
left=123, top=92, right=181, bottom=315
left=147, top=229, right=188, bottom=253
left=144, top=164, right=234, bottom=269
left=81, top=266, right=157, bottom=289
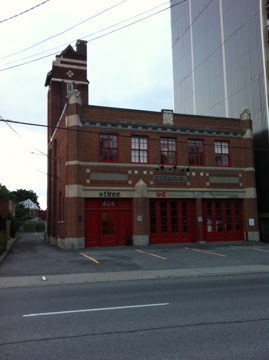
left=0, top=237, right=17, bottom=265
left=1, top=265, right=269, bottom=288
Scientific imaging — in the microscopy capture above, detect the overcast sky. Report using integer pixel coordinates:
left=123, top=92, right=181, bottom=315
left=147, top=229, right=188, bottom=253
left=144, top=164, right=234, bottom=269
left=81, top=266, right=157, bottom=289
left=0, top=0, right=174, bottom=210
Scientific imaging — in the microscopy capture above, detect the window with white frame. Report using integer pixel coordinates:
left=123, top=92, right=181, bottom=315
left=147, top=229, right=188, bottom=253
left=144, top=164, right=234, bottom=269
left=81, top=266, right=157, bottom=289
left=100, top=134, right=118, bottom=162
left=131, top=137, right=148, bottom=163
left=188, top=140, right=204, bottom=166
left=214, top=141, right=230, bottom=167
left=160, top=138, right=176, bottom=164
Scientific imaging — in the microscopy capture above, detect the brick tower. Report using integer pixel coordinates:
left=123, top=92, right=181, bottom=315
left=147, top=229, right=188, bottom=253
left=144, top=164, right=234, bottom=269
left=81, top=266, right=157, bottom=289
left=45, top=40, right=89, bottom=244
left=45, top=39, right=89, bottom=141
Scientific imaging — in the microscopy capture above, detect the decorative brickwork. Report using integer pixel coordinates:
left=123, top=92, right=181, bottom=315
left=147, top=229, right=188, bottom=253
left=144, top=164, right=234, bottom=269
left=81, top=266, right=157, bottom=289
left=45, top=41, right=259, bottom=249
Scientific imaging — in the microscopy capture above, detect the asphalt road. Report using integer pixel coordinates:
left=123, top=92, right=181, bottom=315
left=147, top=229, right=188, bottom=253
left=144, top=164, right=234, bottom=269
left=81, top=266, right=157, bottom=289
left=0, top=232, right=269, bottom=276
left=0, top=274, right=268, bottom=360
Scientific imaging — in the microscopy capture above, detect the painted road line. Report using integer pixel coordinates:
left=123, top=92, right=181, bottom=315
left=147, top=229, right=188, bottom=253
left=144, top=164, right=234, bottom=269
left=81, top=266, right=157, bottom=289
left=230, top=245, right=269, bottom=253
left=185, top=247, right=226, bottom=257
left=147, top=252, right=167, bottom=260
left=23, top=303, right=169, bottom=317
left=80, top=253, right=99, bottom=264
left=252, top=248, right=269, bottom=253
left=135, top=249, right=167, bottom=260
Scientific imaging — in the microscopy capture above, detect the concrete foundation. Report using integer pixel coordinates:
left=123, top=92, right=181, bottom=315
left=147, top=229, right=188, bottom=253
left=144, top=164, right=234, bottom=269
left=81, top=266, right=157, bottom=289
left=247, top=231, right=260, bottom=242
left=64, top=237, right=85, bottom=250
left=132, top=235, right=149, bottom=246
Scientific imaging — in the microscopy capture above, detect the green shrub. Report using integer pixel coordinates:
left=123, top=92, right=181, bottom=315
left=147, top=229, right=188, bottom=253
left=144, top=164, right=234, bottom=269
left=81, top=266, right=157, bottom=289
left=35, top=222, right=45, bottom=232
left=0, top=231, right=8, bottom=254
left=23, top=222, right=45, bottom=232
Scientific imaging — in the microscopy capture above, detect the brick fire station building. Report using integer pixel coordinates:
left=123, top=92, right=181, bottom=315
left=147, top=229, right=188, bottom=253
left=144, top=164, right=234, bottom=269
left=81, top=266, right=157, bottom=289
left=45, top=40, right=259, bottom=250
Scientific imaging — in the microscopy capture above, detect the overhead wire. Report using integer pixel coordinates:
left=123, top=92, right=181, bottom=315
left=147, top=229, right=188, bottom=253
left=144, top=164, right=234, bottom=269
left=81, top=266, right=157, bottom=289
left=0, top=114, right=261, bottom=186
left=0, top=116, right=47, bottom=157
left=0, top=121, right=47, bottom=183
left=0, top=117, right=266, bottom=153
left=0, top=0, right=127, bottom=61
left=0, top=0, right=262, bottom=154
left=0, top=0, right=182, bottom=71
left=0, top=0, right=168, bottom=65
left=1, top=151, right=47, bottom=177
left=0, top=0, right=178, bottom=177
left=0, top=0, right=51, bottom=24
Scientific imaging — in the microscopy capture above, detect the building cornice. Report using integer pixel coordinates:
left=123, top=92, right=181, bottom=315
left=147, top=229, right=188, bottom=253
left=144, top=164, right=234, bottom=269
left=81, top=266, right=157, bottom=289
left=65, top=161, right=254, bottom=173
left=81, top=119, right=245, bottom=138
left=50, top=78, right=89, bottom=85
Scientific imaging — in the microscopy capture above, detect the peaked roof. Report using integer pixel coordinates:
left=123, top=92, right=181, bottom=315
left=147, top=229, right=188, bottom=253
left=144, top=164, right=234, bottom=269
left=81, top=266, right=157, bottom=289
left=45, top=45, right=79, bottom=87
left=56, top=44, right=76, bottom=58
left=20, top=199, right=39, bottom=210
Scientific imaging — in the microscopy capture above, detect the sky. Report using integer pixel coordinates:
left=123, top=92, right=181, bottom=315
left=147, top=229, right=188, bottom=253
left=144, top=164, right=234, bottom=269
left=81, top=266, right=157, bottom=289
left=0, top=0, right=175, bottom=210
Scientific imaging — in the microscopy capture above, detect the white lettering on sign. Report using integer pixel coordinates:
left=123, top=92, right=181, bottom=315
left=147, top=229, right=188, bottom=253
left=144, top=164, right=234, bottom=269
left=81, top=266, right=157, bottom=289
left=102, top=201, right=115, bottom=207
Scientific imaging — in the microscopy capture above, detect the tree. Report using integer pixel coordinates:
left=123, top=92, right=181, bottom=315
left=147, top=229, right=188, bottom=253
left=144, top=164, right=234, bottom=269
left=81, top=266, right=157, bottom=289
left=0, top=184, right=13, bottom=201
left=15, top=203, right=28, bottom=220
left=11, top=189, right=40, bottom=209
left=0, top=185, right=40, bottom=210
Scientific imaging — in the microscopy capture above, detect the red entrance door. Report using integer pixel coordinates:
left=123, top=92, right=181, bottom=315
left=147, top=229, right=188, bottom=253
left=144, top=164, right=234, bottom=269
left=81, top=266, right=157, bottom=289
left=100, top=210, right=117, bottom=246
left=85, top=199, right=132, bottom=247
left=204, top=200, right=244, bottom=242
left=149, top=199, right=195, bottom=244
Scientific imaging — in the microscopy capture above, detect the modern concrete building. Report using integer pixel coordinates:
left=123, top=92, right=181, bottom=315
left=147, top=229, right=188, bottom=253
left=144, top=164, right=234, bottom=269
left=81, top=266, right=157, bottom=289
left=45, top=40, right=258, bottom=249
left=170, top=0, right=269, bottom=240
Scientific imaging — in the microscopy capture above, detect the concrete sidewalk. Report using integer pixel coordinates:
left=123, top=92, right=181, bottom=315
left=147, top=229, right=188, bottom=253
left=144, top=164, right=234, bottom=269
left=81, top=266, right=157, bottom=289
left=1, top=264, right=269, bottom=288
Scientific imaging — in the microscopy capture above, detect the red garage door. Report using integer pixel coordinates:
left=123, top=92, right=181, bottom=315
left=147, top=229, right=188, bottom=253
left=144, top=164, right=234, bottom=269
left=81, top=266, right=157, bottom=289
left=149, top=199, right=196, bottom=244
left=204, top=200, right=244, bottom=242
left=85, top=199, right=132, bottom=247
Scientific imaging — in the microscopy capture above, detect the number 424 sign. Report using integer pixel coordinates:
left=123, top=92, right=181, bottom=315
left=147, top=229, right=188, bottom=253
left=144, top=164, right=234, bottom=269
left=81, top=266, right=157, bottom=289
left=102, top=201, right=115, bottom=207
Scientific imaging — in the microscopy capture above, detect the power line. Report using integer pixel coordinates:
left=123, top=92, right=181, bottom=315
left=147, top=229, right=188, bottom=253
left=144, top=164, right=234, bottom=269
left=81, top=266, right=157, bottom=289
left=0, top=117, right=265, bottom=152
left=0, top=116, right=47, bottom=157
left=0, top=1, right=169, bottom=66
left=0, top=0, right=181, bottom=72
left=1, top=0, right=169, bottom=66
left=82, top=1, right=173, bottom=44
left=2, top=151, right=47, bottom=178
left=0, top=0, right=127, bottom=61
left=0, top=0, right=51, bottom=24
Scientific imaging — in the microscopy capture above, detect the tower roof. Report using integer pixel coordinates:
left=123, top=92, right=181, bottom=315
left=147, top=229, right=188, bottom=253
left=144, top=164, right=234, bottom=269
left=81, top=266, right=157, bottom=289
left=44, top=40, right=87, bottom=87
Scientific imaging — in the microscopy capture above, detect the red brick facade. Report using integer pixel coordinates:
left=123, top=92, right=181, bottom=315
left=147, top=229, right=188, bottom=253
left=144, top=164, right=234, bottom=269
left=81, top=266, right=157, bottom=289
left=0, top=200, right=15, bottom=217
left=45, top=40, right=259, bottom=249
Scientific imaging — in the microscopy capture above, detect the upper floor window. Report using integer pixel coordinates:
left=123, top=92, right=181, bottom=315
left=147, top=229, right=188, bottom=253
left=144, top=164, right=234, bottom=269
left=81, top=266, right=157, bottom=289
left=188, top=140, right=204, bottom=166
left=131, top=137, right=148, bottom=163
left=100, top=134, right=118, bottom=162
left=160, top=138, right=176, bottom=165
left=215, top=141, right=230, bottom=167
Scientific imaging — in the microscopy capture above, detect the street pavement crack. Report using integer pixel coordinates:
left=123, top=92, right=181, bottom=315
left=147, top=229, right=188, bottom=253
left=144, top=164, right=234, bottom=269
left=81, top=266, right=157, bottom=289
left=0, top=317, right=268, bottom=346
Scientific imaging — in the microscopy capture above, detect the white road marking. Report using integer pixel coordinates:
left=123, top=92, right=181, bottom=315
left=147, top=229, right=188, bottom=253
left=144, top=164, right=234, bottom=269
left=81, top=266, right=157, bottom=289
left=23, top=303, right=169, bottom=317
